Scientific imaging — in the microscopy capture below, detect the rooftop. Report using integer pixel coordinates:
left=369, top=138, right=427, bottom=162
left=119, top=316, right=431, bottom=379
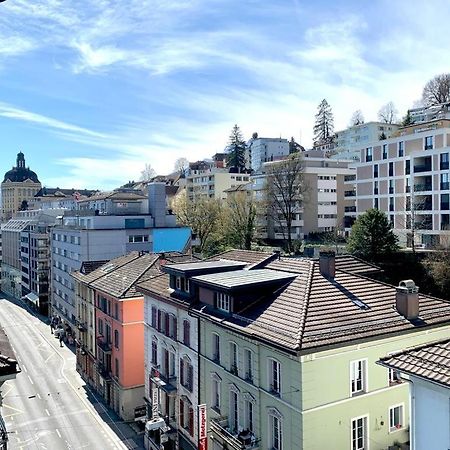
left=192, top=269, right=296, bottom=290
left=378, top=339, right=450, bottom=389
left=165, top=260, right=246, bottom=275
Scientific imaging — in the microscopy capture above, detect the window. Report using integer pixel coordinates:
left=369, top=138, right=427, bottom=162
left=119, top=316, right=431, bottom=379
left=213, top=333, right=220, bottom=363
left=244, top=349, right=253, bottom=382
left=425, top=135, right=433, bottom=150
left=115, top=358, right=119, bottom=378
left=180, top=356, right=194, bottom=392
left=211, top=375, right=221, bottom=411
left=374, top=198, right=379, bottom=209
left=382, top=144, right=388, bottom=160
left=168, top=314, right=177, bottom=340
left=351, top=416, right=367, bottom=450
left=269, top=359, right=281, bottom=396
left=405, top=160, right=410, bottom=175
left=350, top=360, right=367, bottom=395
left=365, top=147, right=373, bottom=163
left=398, top=141, right=404, bottom=157
left=269, top=410, right=283, bottom=450
left=183, top=320, right=191, bottom=347
left=440, top=153, right=449, bottom=170
left=389, top=197, right=394, bottom=212
left=389, top=179, right=394, bottom=194
left=151, top=338, right=158, bottom=365
left=373, top=164, right=378, bottom=178
left=229, top=342, right=238, bottom=375
left=389, top=162, right=394, bottom=177
left=388, top=368, right=401, bottom=385
left=373, top=180, right=378, bottom=195
left=98, top=318, right=104, bottom=336
left=229, top=390, right=239, bottom=433
left=114, top=330, right=119, bottom=349
left=244, top=399, right=254, bottom=432
left=441, top=173, right=449, bottom=190
left=215, top=292, right=231, bottom=312
left=389, top=405, right=404, bottom=431
left=151, top=306, right=157, bottom=328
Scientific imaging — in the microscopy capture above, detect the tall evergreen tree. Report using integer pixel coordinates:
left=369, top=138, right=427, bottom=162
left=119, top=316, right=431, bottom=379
left=226, top=124, right=246, bottom=172
left=313, top=99, right=334, bottom=144
left=401, top=110, right=414, bottom=126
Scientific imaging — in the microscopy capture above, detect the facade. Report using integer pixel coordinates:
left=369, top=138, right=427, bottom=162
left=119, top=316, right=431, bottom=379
left=72, top=252, right=162, bottom=421
left=77, top=190, right=148, bottom=215
left=186, top=250, right=450, bottom=450
left=351, top=117, right=450, bottom=246
left=29, top=187, right=98, bottom=211
left=248, top=138, right=290, bottom=173
left=252, top=157, right=354, bottom=241
left=379, top=339, right=450, bottom=450
left=1, top=219, right=33, bottom=299
left=1, top=152, right=41, bottom=221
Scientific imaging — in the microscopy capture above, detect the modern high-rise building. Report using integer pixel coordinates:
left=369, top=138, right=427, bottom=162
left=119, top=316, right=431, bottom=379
left=248, top=137, right=290, bottom=173
left=1, top=152, right=41, bottom=221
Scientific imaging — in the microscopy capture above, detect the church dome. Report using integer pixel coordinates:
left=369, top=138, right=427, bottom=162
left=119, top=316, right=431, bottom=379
left=3, top=152, right=40, bottom=183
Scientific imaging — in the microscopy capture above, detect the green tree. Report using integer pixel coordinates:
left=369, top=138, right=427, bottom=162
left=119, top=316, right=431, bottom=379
left=226, top=124, right=246, bottom=172
left=313, top=99, right=334, bottom=144
left=401, top=110, right=414, bottom=126
left=347, top=209, right=399, bottom=261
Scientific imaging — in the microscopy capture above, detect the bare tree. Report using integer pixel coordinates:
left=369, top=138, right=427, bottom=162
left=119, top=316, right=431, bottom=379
left=225, top=191, right=257, bottom=250
left=422, top=73, right=450, bottom=106
left=140, top=163, right=156, bottom=181
left=350, top=110, right=365, bottom=126
left=173, top=195, right=224, bottom=254
left=264, top=154, right=308, bottom=254
left=174, top=157, right=189, bottom=175
left=378, top=102, right=398, bottom=124
left=423, top=239, right=450, bottom=299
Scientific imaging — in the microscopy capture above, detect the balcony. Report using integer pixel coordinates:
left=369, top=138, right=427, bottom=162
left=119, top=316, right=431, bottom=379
left=344, top=206, right=356, bottom=213
left=344, top=190, right=356, bottom=197
left=414, top=184, right=432, bottom=192
left=97, top=338, right=112, bottom=353
left=210, top=418, right=258, bottom=450
left=97, top=363, right=111, bottom=380
left=414, top=164, right=432, bottom=173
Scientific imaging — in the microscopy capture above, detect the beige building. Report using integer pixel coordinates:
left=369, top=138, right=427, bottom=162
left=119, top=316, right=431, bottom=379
left=252, top=156, right=355, bottom=241
left=1, top=152, right=41, bottom=222
left=349, top=113, right=450, bottom=247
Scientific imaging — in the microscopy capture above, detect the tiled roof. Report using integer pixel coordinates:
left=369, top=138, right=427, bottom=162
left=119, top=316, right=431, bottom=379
left=378, top=339, right=450, bottom=388
left=77, top=191, right=147, bottom=202
left=137, top=274, right=174, bottom=302
left=333, top=254, right=382, bottom=276
left=73, top=252, right=160, bottom=298
left=208, top=249, right=277, bottom=268
left=80, top=260, right=109, bottom=275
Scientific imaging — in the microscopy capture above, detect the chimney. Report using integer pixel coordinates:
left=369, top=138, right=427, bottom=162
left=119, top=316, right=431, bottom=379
left=319, top=250, right=335, bottom=279
left=395, top=279, right=419, bottom=320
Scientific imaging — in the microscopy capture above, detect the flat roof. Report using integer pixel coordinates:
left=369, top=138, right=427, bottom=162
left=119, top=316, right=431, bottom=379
left=165, top=260, right=246, bottom=273
left=192, top=269, right=296, bottom=290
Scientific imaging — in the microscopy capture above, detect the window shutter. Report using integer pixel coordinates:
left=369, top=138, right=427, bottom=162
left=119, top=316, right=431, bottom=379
left=187, top=364, right=193, bottom=392
left=151, top=306, right=156, bottom=327
left=180, top=358, right=185, bottom=386
left=188, top=406, right=194, bottom=436
left=157, top=310, right=161, bottom=331
left=165, top=313, right=170, bottom=337
left=179, top=399, right=185, bottom=427
left=173, top=317, right=178, bottom=340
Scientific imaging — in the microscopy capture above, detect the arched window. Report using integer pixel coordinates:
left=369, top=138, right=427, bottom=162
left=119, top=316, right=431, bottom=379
left=183, top=320, right=191, bottom=347
left=268, top=408, right=283, bottom=450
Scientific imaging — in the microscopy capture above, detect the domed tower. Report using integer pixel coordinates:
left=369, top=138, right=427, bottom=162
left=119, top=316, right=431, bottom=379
left=1, top=152, right=42, bottom=221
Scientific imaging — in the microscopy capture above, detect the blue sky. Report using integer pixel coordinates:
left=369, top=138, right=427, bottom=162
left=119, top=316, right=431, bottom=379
left=0, top=0, right=449, bottom=190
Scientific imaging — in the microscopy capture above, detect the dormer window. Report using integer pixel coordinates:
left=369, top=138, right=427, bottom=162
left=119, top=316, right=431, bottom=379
left=215, top=292, right=231, bottom=312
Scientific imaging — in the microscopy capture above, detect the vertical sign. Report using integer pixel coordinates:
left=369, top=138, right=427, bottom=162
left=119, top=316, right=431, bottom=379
left=198, top=404, right=207, bottom=450
left=151, top=385, right=159, bottom=419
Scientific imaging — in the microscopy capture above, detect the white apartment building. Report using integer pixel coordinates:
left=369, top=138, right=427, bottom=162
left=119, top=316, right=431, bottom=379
left=351, top=115, right=450, bottom=247
left=248, top=137, right=290, bottom=173
left=138, top=262, right=204, bottom=450
left=253, top=157, right=354, bottom=241
left=334, top=121, right=399, bottom=161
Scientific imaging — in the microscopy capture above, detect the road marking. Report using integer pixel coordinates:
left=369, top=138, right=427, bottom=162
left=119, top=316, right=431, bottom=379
left=45, top=409, right=50, bottom=416
left=22, top=364, right=27, bottom=373
left=44, top=352, right=55, bottom=363
left=37, top=393, right=42, bottom=399
left=2, top=403, right=24, bottom=418
left=56, top=429, right=62, bottom=438
left=27, top=374, right=34, bottom=385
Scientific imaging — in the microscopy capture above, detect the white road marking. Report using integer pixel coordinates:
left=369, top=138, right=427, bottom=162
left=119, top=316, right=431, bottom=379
left=21, top=364, right=27, bottom=373
left=45, top=409, right=50, bottom=416
left=44, top=352, right=55, bottom=363
left=27, top=374, right=34, bottom=385
left=56, top=429, right=62, bottom=438
left=37, top=393, right=41, bottom=399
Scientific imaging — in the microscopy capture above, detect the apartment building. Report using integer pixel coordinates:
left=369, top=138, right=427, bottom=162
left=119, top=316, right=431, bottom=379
left=181, top=250, right=450, bottom=450
left=72, top=252, right=162, bottom=421
left=333, top=122, right=399, bottom=161
left=1, top=152, right=41, bottom=221
left=248, top=137, right=290, bottom=173
left=351, top=116, right=450, bottom=247
left=51, top=183, right=190, bottom=336
left=252, top=157, right=355, bottom=242
left=29, top=187, right=98, bottom=211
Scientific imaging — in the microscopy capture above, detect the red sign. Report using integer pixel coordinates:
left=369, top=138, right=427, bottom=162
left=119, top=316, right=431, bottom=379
left=198, top=404, right=207, bottom=450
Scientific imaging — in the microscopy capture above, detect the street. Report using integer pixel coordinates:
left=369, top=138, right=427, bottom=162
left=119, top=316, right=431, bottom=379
left=0, top=296, right=144, bottom=450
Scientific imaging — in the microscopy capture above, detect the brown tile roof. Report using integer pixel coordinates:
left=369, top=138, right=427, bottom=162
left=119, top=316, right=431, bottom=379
left=137, top=274, right=173, bottom=301
left=73, top=252, right=160, bottom=298
left=333, top=254, right=382, bottom=276
left=208, top=249, right=277, bottom=268
left=378, top=339, right=450, bottom=388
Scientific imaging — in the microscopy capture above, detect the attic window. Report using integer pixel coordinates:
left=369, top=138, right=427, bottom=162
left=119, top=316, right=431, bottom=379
left=214, top=292, right=231, bottom=312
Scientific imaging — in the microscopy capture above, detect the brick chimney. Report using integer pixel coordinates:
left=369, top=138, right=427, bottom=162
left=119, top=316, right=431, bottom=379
left=395, top=279, right=419, bottom=320
left=319, top=250, right=335, bottom=279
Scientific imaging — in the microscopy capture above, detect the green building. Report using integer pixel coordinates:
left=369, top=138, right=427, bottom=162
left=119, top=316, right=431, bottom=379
left=188, top=250, right=450, bottom=450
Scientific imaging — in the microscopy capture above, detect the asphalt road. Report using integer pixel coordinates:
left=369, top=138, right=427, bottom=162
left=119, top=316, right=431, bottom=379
left=0, top=296, right=142, bottom=450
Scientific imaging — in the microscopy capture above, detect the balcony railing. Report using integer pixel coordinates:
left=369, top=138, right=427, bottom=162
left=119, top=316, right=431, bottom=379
left=414, top=165, right=432, bottom=173
left=210, top=418, right=258, bottom=450
left=97, top=363, right=112, bottom=380
left=344, top=191, right=356, bottom=197
left=414, top=184, right=432, bottom=192
left=413, top=202, right=432, bottom=211
left=97, top=338, right=112, bottom=353
left=344, top=206, right=356, bottom=213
